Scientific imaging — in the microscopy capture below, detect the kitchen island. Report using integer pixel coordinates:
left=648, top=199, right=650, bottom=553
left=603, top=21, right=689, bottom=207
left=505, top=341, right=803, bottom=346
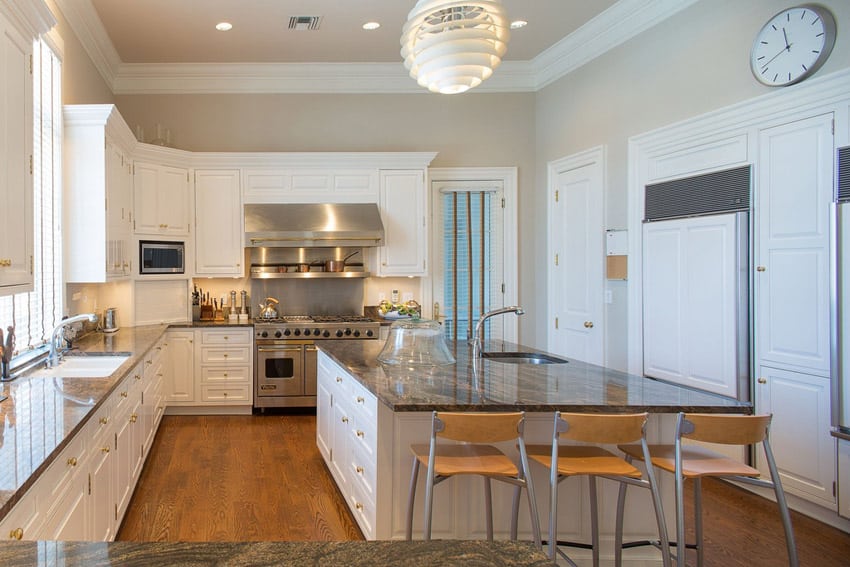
left=316, top=339, right=749, bottom=563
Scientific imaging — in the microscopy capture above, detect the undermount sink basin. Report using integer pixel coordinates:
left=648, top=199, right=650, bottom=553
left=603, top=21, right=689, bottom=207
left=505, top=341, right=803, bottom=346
left=27, top=355, right=131, bottom=378
left=481, top=351, right=569, bottom=365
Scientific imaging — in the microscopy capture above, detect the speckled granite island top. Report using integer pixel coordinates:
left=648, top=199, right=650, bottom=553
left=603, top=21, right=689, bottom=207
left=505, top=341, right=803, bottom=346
left=0, top=325, right=167, bottom=520
left=3, top=540, right=549, bottom=566
left=318, top=339, right=751, bottom=413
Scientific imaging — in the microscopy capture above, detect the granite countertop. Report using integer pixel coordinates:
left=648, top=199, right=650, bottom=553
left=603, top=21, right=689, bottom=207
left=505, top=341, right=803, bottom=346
left=2, top=540, right=549, bottom=566
left=318, top=339, right=751, bottom=414
left=0, top=325, right=167, bottom=521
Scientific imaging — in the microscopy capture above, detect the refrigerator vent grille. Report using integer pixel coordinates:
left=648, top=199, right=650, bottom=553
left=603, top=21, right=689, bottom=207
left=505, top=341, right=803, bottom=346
left=644, top=165, right=750, bottom=222
left=838, top=146, right=850, bottom=202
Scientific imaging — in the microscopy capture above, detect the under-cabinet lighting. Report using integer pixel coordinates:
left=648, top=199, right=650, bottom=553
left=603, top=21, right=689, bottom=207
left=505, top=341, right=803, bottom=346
left=362, top=21, right=381, bottom=30
left=215, top=22, right=233, bottom=31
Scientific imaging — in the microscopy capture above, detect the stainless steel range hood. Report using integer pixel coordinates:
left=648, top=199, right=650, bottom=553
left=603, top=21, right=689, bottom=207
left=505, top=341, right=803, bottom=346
left=245, top=203, right=384, bottom=248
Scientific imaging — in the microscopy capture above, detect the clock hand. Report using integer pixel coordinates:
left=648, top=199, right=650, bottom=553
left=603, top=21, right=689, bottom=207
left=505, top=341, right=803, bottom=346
left=760, top=42, right=793, bottom=72
left=782, top=27, right=790, bottom=50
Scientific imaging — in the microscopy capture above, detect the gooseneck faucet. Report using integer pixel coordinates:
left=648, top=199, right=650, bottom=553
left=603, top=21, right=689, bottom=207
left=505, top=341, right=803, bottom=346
left=46, top=313, right=98, bottom=368
left=472, top=306, right=525, bottom=362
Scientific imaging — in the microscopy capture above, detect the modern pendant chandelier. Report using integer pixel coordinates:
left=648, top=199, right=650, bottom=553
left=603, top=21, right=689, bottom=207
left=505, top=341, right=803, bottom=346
left=400, top=0, right=510, bottom=95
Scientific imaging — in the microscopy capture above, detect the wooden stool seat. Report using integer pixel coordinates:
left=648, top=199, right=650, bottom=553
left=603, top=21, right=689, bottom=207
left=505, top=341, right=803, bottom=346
left=526, top=444, right=643, bottom=478
left=410, top=443, right=520, bottom=477
left=619, top=443, right=761, bottom=478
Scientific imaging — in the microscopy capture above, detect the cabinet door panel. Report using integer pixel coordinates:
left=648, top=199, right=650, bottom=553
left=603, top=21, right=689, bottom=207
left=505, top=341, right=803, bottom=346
left=159, top=165, right=190, bottom=234
left=195, top=170, right=242, bottom=275
left=756, top=366, right=834, bottom=507
left=165, top=331, right=195, bottom=402
left=378, top=170, right=426, bottom=276
left=756, top=114, right=833, bottom=374
left=0, top=15, right=33, bottom=292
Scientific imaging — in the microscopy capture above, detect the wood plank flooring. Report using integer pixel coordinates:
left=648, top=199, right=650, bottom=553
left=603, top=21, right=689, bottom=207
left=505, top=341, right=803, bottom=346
left=117, top=415, right=850, bottom=566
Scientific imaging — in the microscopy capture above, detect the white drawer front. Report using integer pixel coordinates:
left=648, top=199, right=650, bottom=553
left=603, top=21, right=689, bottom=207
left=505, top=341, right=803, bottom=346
left=200, top=384, right=252, bottom=403
left=348, top=476, right=376, bottom=540
left=200, top=329, right=252, bottom=345
left=199, top=365, right=251, bottom=383
left=200, top=346, right=251, bottom=364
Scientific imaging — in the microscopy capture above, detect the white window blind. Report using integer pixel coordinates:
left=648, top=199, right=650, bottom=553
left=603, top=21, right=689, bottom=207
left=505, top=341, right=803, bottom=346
left=0, top=39, right=62, bottom=359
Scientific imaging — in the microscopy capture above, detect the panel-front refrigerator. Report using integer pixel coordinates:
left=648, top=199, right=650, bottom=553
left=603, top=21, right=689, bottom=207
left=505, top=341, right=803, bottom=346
left=642, top=166, right=751, bottom=400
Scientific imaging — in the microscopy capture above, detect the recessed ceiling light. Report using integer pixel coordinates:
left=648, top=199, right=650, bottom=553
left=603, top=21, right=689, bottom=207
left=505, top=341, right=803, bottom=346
left=215, top=22, right=233, bottom=31
left=510, top=20, right=528, bottom=30
left=362, top=21, right=381, bottom=31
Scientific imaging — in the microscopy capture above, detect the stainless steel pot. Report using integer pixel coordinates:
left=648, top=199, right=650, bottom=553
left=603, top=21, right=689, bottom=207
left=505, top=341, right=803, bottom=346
left=325, top=250, right=360, bottom=273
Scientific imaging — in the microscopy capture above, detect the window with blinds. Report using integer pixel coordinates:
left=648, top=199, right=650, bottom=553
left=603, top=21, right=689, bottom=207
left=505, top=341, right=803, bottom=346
left=441, top=190, right=503, bottom=342
left=0, top=39, right=63, bottom=363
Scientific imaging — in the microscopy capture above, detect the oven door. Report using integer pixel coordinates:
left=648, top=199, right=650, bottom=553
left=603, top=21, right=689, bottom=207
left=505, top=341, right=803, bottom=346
left=256, top=344, right=304, bottom=397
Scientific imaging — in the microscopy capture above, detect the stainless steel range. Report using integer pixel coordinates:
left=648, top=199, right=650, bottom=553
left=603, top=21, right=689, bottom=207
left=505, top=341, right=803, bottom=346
left=253, top=315, right=380, bottom=409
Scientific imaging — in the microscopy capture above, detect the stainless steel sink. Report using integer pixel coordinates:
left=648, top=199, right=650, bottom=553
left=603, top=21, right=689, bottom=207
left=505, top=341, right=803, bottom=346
left=481, top=351, right=568, bottom=364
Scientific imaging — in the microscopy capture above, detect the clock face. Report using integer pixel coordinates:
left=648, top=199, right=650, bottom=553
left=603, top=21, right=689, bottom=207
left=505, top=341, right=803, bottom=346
left=751, top=5, right=836, bottom=86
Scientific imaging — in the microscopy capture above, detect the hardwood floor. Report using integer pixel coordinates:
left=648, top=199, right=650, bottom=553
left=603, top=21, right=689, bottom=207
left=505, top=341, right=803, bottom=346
left=117, top=414, right=363, bottom=542
left=118, top=415, right=850, bottom=566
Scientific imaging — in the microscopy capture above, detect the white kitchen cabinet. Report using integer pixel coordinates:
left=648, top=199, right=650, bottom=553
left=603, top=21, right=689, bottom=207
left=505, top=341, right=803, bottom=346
left=196, top=328, right=253, bottom=406
left=195, top=169, right=243, bottom=276
left=377, top=169, right=427, bottom=276
left=242, top=168, right=379, bottom=204
left=134, top=161, right=191, bottom=236
left=755, top=114, right=833, bottom=376
left=0, top=486, right=42, bottom=541
left=0, top=10, right=33, bottom=293
left=165, top=330, right=195, bottom=404
left=64, top=105, right=136, bottom=282
left=141, top=340, right=166, bottom=459
left=114, top=366, right=143, bottom=522
left=755, top=365, right=835, bottom=508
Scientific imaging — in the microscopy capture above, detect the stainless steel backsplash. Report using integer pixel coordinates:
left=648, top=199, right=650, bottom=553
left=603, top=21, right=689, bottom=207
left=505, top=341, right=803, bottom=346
left=250, top=278, right=365, bottom=316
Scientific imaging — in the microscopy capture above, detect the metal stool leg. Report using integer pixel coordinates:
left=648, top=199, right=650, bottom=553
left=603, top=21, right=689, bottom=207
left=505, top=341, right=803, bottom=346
left=675, top=471, right=686, bottom=567
left=614, top=480, right=627, bottom=566
left=484, top=477, right=493, bottom=540
left=406, top=458, right=420, bottom=540
left=589, top=476, right=600, bottom=567
left=549, top=472, right=559, bottom=560
left=694, top=477, right=703, bottom=567
left=510, top=484, right=520, bottom=539
left=764, top=438, right=799, bottom=567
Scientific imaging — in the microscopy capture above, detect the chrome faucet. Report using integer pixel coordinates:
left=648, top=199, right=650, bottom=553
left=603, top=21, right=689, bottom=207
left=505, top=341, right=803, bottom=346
left=46, top=313, right=97, bottom=368
left=472, top=306, right=525, bottom=361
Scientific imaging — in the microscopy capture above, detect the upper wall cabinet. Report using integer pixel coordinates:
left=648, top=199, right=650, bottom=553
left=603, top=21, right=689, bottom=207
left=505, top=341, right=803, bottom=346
left=377, top=170, right=428, bottom=277
left=195, top=169, right=243, bottom=276
left=242, top=168, right=379, bottom=204
left=64, top=106, right=138, bottom=283
left=0, top=13, right=32, bottom=293
left=133, top=161, right=191, bottom=236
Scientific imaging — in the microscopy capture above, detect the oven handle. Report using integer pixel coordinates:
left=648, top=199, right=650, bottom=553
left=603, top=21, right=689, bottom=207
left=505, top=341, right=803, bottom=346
left=257, top=346, right=304, bottom=353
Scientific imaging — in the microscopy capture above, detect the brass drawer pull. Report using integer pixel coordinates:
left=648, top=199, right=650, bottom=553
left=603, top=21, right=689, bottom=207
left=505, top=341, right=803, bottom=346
left=10, top=527, right=23, bottom=540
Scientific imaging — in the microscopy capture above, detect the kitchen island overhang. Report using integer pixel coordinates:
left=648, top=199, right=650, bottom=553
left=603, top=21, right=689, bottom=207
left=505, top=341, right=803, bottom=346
left=315, top=339, right=750, bottom=563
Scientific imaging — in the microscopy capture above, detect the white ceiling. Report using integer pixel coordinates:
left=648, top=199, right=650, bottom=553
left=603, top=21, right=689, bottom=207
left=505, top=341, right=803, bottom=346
left=55, top=0, right=699, bottom=94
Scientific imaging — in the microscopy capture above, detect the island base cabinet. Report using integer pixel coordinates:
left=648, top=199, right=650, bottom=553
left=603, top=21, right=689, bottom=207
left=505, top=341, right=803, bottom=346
left=839, top=439, right=850, bottom=519
left=316, top=351, right=677, bottom=560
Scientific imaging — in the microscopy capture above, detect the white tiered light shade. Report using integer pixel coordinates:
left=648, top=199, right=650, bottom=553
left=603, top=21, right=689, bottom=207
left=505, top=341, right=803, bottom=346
left=401, top=0, right=510, bottom=94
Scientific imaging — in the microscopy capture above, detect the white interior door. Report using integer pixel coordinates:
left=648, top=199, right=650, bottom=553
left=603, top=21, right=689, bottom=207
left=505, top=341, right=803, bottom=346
left=548, top=150, right=605, bottom=364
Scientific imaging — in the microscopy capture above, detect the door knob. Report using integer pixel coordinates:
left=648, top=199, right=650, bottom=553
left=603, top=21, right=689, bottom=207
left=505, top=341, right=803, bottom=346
left=757, top=377, right=767, bottom=384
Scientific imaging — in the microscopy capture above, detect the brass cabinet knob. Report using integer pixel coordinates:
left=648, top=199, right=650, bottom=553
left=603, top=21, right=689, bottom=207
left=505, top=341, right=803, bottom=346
left=223, top=372, right=228, bottom=378
left=130, top=414, right=138, bottom=423
left=341, top=416, right=349, bottom=423
left=336, top=377, right=343, bottom=383
left=356, top=430, right=364, bottom=438
left=223, top=353, right=228, bottom=358
left=99, top=417, right=109, bottom=425
left=356, top=396, right=364, bottom=404
left=121, top=391, right=128, bottom=398
left=355, top=502, right=363, bottom=511
left=355, top=466, right=364, bottom=474
left=756, top=266, right=766, bottom=272
left=223, top=392, right=228, bottom=397
left=758, top=377, right=767, bottom=384
left=584, top=321, right=594, bottom=328
left=102, top=447, right=110, bottom=454
left=146, top=359, right=153, bottom=365
left=9, top=527, right=23, bottom=540
left=223, top=336, right=229, bottom=340
left=156, top=346, right=162, bottom=351
left=0, top=259, right=12, bottom=268
left=67, top=457, right=78, bottom=467
left=135, top=374, right=142, bottom=380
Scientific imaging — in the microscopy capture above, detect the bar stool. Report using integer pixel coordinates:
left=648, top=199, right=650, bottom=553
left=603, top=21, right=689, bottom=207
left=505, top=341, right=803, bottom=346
left=405, top=411, right=542, bottom=548
left=618, top=412, right=798, bottom=567
left=524, top=412, right=671, bottom=567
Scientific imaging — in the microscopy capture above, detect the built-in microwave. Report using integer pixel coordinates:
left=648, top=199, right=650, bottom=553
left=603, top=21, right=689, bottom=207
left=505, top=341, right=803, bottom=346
left=139, top=240, right=185, bottom=274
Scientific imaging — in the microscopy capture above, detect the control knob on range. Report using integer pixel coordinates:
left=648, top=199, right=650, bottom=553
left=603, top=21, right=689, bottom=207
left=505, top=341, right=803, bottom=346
left=274, top=330, right=282, bottom=338
left=303, top=328, right=311, bottom=336
left=293, top=329, right=301, bottom=336
left=313, top=328, right=321, bottom=336
left=353, top=330, right=361, bottom=337
left=283, top=329, right=291, bottom=336
left=260, top=330, right=269, bottom=338
left=344, top=328, right=352, bottom=336
left=365, top=329, right=374, bottom=337
left=335, top=330, right=344, bottom=338
left=322, top=330, right=331, bottom=338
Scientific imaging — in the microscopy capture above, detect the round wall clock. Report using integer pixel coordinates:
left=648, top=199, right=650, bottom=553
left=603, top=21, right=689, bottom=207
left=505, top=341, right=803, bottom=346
left=750, top=4, right=837, bottom=87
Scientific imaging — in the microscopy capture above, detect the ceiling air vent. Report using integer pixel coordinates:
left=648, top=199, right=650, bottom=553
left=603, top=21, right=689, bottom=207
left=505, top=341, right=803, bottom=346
left=288, top=16, right=322, bottom=31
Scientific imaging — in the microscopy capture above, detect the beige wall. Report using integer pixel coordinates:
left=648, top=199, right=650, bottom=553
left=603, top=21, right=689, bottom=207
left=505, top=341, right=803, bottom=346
left=46, top=0, right=113, bottom=104
left=535, top=0, right=850, bottom=368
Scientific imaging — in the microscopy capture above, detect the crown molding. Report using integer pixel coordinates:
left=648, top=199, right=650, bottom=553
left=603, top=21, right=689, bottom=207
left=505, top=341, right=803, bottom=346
left=1, top=0, right=56, bottom=37
left=530, top=0, right=699, bottom=90
left=54, top=0, right=695, bottom=95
